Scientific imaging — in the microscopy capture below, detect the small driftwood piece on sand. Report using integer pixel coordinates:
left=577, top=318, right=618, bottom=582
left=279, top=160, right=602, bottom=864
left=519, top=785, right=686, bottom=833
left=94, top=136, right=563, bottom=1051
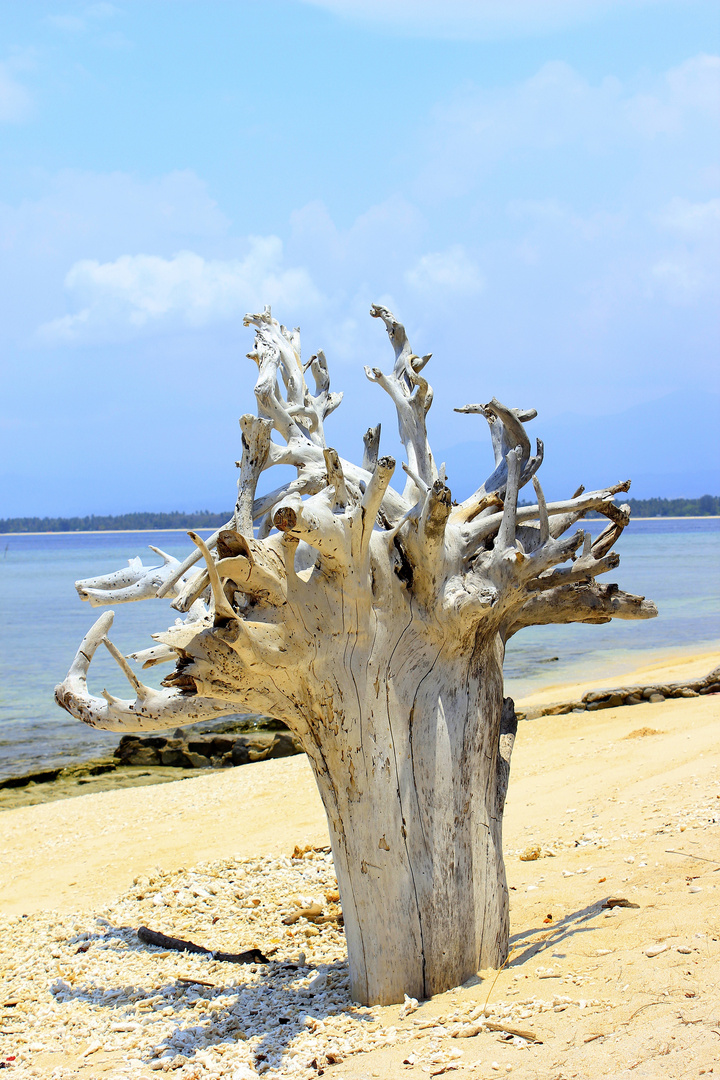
left=665, top=849, right=720, bottom=866
left=485, top=1021, right=542, bottom=1043
left=451, top=1020, right=541, bottom=1043
left=137, top=926, right=268, bottom=964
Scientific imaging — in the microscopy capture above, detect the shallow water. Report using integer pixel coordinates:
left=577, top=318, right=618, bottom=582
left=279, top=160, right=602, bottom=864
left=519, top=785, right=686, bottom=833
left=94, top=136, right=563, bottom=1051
left=0, top=520, right=718, bottom=781
left=504, top=517, right=720, bottom=698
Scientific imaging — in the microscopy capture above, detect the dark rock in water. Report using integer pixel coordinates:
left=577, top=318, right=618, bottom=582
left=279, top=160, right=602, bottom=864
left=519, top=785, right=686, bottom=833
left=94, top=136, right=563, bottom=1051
left=0, top=767, right=63, bottom=788
left=231, top=742, right=250, bottom=767
left=160, top=746, right=187, bottom=767
left=185, top=751, right=212, bottom=769
left=114, top=728, right=303, bottom=769
left=209, top=736, right=235, bottom=756
left=184, top=714, right=289, bottom=735
left=122, top=745, right=163, bottom=766
left=0, top=717, right=304, bottom=806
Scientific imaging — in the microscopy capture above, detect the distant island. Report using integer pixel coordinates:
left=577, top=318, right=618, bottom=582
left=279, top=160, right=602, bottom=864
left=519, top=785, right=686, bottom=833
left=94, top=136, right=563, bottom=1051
left=585, top=495, right=719, bottom=518
left=1, top=496, right=718, bottom=533
left=0, top=511, right=231, bottom=534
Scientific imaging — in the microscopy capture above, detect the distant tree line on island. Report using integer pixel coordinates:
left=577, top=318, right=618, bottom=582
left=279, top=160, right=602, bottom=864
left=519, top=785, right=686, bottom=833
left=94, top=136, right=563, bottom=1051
left=0, top=511, right=232, bottom=534
left=592, top=495, right=720, bottom=518
left=1, top=495, right=718, bottom=533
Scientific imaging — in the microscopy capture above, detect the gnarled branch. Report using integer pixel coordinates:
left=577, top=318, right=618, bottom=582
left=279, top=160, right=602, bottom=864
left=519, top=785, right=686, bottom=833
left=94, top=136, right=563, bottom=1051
left=54, top=612, right=236, bottom=731
left=452, top=399, right=543, bottom=522
left=235, top=414, right=272, bottom=534
left=506, top=583, right=658, bottom=636
left=76, top=548, right=190, bottom=606
left=366, top=304, right=436, bottom=502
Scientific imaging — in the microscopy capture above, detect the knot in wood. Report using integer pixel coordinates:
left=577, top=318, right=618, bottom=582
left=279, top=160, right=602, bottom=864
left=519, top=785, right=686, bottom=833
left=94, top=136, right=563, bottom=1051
left=273, top=506, right=298, bottom=532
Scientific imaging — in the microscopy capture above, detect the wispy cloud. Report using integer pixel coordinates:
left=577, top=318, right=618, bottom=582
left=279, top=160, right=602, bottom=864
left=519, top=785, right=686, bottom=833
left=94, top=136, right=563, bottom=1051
left=85, top=2, right=121, bottom=17
left=37, top=241, right=322, bottom=343
left=0, top=62, right=33, bottom=123
left=650, top=196, right=720, bottom=302
left=414, top=54, right=720, bottom=200
left=657, top=196, right=720, bottom=237
left=47, top=3, right=123, bottom=39
left=48, top=14, right=88, bottom=32
left=406, top=245, right=485, bottom=295
left=298, top=0, right=673, bottom=39
left=628, top=54, right=720, bottom=136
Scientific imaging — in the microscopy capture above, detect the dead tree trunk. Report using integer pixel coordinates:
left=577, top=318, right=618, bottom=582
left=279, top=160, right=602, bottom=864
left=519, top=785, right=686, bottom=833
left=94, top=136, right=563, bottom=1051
left=56, top=303, right=657, bottom=1005
left=302, top=637, right=513, bottom=1004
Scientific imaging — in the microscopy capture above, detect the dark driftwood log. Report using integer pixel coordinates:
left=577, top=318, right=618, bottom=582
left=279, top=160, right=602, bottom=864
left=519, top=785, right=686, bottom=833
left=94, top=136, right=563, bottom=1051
left=137, top=925, right=268, bottom=964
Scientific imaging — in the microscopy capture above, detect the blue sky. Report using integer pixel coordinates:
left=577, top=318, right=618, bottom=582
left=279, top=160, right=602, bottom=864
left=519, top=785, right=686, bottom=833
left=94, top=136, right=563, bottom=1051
left=1, top=0, right=718, bottom=516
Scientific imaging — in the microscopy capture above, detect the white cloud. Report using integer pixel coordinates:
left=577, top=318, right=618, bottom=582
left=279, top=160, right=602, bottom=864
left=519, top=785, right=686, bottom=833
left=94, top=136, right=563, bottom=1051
left=657, top=196, right=720, bottom=237
left=85, top=2, right=120, bottom=17
left=406, top=245, right=485, bottom=294
left=507, top=199, right=627, bottom=242
left=0, top=62, right=32, bottom=123
left=0, top=169, right=230, bottom=258
left=628, top=54, right=720, bottom=135
left=289, top=196, right=424, bottom=270
left=47, top=14, right=87, bottom=31
left=0, top=169, right=271, bottom=346
left=298, top=0, right=671, bottom=39
left=666, top=53, right=720, bottom=115
left=415, top=60, right=624, bottom=199
left=650, top=256, right=704, bottom=300
left=47, top=3, right=119, bottom=33
left=37, top=240, right=322, bottom=343
left=415, top=54, right=720, bottom=200
left=649, top=197, right=720, bottom=302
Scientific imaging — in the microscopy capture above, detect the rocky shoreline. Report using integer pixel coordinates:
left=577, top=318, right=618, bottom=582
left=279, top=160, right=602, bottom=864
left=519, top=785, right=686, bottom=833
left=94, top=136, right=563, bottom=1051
left=515, top=663, right=720, bottom=719
left=114, top=728, right=302, bottom=769
left=0, top=722, right=302, bottom=811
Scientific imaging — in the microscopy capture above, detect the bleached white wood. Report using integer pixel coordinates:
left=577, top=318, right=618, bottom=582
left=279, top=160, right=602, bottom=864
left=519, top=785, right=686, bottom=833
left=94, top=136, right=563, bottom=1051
left=76, top=547, right=193, bottom=606
left=56, top=304, right=657, bottom=1006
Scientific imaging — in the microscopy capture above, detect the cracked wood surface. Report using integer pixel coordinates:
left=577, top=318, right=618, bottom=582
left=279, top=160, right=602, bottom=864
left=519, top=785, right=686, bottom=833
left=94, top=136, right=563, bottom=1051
left=55, top=304, right=656, bottom=1004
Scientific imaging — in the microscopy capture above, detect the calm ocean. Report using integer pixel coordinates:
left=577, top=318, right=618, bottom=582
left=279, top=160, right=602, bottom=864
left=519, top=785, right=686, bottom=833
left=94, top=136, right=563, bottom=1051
left=1, top=520, right=718, bottom=782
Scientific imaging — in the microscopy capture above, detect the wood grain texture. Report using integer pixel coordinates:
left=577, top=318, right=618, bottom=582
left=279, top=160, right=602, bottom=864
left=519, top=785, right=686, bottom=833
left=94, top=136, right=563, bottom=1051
left=55, top=305, right=657, bottom=1004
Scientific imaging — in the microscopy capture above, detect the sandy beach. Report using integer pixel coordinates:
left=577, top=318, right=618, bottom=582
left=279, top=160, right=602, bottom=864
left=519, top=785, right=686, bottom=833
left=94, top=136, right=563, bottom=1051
left=1, top=650, right=718, bottom=1079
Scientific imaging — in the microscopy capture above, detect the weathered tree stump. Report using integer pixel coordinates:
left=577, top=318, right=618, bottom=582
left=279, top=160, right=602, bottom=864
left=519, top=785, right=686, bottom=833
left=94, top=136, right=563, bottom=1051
left=56, top=304, right=656, bottom=1005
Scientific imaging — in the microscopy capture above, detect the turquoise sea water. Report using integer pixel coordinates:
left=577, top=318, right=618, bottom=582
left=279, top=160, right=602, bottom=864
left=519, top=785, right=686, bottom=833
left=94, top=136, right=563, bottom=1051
left=0, top=520, right=718, bottom=782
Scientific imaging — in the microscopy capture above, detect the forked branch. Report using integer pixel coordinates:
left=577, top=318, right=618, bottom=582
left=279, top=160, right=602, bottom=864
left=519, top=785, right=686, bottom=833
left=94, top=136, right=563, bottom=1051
left=453, top=399, right=543, bottom=520
left=54, top=612, right=235, bottom=731
left=366, top=305, right=436, bottom=502
left=235, top=414, right=272, bottom=534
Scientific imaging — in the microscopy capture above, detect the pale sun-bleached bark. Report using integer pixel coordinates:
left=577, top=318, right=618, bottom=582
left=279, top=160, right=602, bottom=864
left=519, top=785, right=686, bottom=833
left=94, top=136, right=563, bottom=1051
left=56, top=305, right=656, bottom=1005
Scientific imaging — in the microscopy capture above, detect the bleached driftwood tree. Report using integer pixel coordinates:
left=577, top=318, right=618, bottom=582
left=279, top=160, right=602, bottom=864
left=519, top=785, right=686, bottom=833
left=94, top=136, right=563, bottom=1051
left=56, top=305, right=656, bottom=1005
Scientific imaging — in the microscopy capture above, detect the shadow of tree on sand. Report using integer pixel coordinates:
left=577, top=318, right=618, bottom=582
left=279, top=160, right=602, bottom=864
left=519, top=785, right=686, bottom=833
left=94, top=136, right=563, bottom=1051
left=508, top=897, right=619, bottom=967
left=51, top=920, right=377, bottom=1075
